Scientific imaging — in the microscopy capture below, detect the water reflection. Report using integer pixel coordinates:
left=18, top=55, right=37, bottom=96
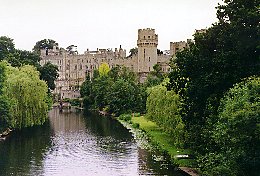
left=0, top=123, right=52, bottom=176
left=0, top=108, right=184, bottom=176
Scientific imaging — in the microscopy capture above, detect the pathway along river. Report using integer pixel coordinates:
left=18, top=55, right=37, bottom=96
left=0, top=108, right=185, bottom=176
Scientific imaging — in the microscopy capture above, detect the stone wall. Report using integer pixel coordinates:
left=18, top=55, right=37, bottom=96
left=40, top=28, right=203, bottom=99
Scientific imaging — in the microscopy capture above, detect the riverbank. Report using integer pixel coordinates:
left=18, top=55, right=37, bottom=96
left=118, top=115, right=198, bottom=176
left=0, top=128, right=12, bottom=140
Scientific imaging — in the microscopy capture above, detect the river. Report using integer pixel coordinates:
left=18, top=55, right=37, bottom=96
left=0, top=108, right=185, bottom=176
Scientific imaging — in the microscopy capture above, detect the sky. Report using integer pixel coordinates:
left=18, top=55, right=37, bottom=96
left=0, top=0, right=222, bottom=54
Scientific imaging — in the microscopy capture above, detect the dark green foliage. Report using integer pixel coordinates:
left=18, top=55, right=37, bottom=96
left=0, top=37, right=58, bottom=92
left=198, top=77, right=260, bottom=175
left=0, top=62, right=10, bottom=131
left=118, top=114, right=132, bottom=121
left=32, top=39, right=58, bottom=54
left=168, top=0, right=260, bottom=151
left=66, top=45, right=78, bottom=55
left=80, top=73, right=92, bottom=108
left=91, top=76, right=113, bottom=110
left=70, top=99, right=81, bottom=106
left=0, top=36, right=15, bottom=60
left=107, top=79, right=139, bottom=115
left=132, top=123, right=140, bottom=128
left=0, top=95, right=10, bottom=131
left=39, top=62, right=59, bottom=91
left=7, top=50, right=41, bottom=68
left=128, top=47, right=138, bottom=57
left=144, top=64, right=165, bottom=88
left=166, top=0, right=259, bottom=174
left=144, top=74, right=162, bottom=88
left=80, top=66, right=146, bottom=114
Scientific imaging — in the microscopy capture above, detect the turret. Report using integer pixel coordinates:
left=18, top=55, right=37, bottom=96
left=137, top=28, right=158, bottom=73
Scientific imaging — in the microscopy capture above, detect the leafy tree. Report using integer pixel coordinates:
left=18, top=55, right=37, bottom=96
left=39, top=62, right=59, bottom=91
left=108, top=65, right=121, bottom=81
left=91, top=76, right=113, bottom=110
left=0, top=36, right=15, bottom=60
left=144, top=74, right=162, bottom=88
left=5, top=50, right=41, bottom=68
left=157, top=49, right=163, bottom=55
left=98, top=63, right=110, bottom=77
left=32, top=39, right=58, bottom=54
left=128, top=47, right=138, bottom=57
left=144, top=64, right=164, bottom=88
left=146, top=83, right=185, bottom=147
left=80, top=65, right=145, bottom=113
left=168, top=0, right=260, bottom=150
left=199, top=77, right=260, bottom=175
left=107, top=79, right=137, bottom=115
left=66, top=45, right=78, bottom=55
left=3, top=63, right=49, bottom=129
left=0, top=62, right=10, bottom=131
left=80, top=73, right=93, bottom=109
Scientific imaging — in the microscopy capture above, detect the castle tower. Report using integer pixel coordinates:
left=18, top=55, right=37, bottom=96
left=137, top=28, right=158, bottom=73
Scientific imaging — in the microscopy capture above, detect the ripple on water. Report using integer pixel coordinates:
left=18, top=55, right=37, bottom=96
left=42, top=127, right=139, bottom=176
left=0, top=109, right=182, bottom=176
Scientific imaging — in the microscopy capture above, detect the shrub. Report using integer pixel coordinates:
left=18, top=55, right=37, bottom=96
left=118, top=114, right=132, bottom=121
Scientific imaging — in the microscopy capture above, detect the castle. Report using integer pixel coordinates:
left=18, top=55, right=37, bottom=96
left=40, top=28, right=197, bottom=99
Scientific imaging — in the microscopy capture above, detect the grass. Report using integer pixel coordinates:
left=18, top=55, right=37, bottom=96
left=131, top=116, right=196, bottom=167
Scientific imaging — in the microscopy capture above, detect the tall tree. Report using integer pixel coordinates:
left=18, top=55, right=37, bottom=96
left=128, top=47, right=138, bottom=57
left=168, top=0, right=260, bottom=150
left=32, top=39, right=58, bottom=54
left=0, top=62, right=9, bottom=131
left=0, top=36, right=15, bottom=60
left=199, top=77, right=260, bottom=175
left=39, top=62, right=59, bottom=91
left=3, top=64, right=49, bottom=129
left=5, top=50, right=41, bottom=68
left=66, top=45, right=78, bottom=55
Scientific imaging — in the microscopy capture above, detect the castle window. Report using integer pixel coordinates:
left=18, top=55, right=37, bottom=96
left=148, top=36, right=150, bottom=39
left=149, top=67, right=150, bottom=71
left=75, top=65, right=77, bottom=70
left=144, top=49, right=145, bottom=54
left=80, top=64, right=82, bottom=70
left=149, top=57, right=150, bottom=62
left=144, top=36, right=145, bottom=39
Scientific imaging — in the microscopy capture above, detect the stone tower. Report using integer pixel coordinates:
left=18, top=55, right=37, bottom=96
left=137, top=28, right=158, bottom=73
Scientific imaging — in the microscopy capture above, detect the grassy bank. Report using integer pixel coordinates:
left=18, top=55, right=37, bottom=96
left=131, top=116, right=196, bottom=168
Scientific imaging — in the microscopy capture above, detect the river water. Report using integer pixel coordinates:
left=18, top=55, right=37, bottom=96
left=0, top=108, right=185, bottom=176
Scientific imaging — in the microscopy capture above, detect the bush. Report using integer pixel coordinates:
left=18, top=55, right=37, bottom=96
left=133, top=112, right=141, bottom=117
left=199, top=77, right=260, bottom=175
left=132, top=123, right=140, bottom=128
left=70, top=98, right=81, bottom=106
left=118, top=114, right=132, bottom=121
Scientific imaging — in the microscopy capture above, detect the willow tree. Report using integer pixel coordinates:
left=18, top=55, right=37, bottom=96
left=3, top=63, right=49, bottom=129
left=146, top=83, right=185, bottom=147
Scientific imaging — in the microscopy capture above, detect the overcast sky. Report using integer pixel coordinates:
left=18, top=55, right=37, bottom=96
left=0, top=0, right=222, bottom=54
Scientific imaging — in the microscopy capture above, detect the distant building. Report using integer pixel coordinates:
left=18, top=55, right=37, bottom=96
left=40, top=28, right=202, bottom=99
